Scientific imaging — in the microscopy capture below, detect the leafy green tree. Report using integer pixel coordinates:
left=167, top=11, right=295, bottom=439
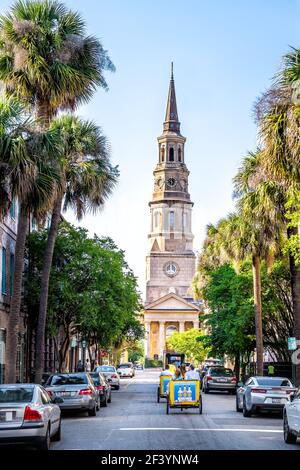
left=25, top=222, right=142, bottom=372
left=166, top=329, right=208, bottom=365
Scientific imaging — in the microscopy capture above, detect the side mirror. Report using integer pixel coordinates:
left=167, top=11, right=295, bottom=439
left=52, top=396, right=64, bottom=404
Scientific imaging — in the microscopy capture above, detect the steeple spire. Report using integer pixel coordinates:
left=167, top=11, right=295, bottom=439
left=163, top=62, right=180, bottom=134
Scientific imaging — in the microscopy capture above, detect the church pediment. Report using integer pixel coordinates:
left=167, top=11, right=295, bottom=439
left=144, top=292, right=199, bottom=312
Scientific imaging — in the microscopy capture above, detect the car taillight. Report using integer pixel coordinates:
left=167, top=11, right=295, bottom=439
left=79, top=388, right=93, bottom=395
left=251, top=388, right=267, bottom=394
left=96, top=385, right=104, bottom=391
left=207, top=376, right=213, bottom=381
left=23, top=406, right=43, bottom=422
left=111, top=374, right=117, bottom=378
left=231, top=377, right=237, bottom=383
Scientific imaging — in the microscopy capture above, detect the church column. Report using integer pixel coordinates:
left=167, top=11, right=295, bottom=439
left=193, top=320, right=200, bottom=330
left=144, top=321, right=151, bottom=358
left=158, top=321, right=165, bottom=359
left=179, top=321, right=185, bottom=333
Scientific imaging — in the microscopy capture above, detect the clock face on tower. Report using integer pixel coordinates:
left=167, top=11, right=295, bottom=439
left=164, top=261, right=179, bottom=277
left=167, top=177, right=176, bottom=188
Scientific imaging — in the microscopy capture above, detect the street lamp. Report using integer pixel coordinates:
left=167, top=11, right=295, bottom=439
left=82, top=340, right=87, bottom=369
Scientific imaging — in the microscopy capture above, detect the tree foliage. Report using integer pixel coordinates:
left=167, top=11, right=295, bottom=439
left=166, top=328, right=208, bottom=365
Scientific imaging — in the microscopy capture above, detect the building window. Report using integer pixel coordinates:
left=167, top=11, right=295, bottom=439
left=169, top=147, right=174, bottom=162
left=166, top=325, right=177, bottom=337
left=1, top=248, right=7, bottom=295
left=169, top=211, right=175, bottom=230
left=10, top=253, right=14, bottom=295
left=10, top=197, right=15, bottom=219
left=178, top=147, right=182, bottom=162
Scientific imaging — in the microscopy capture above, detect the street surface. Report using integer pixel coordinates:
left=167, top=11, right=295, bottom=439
left=52, top=369, right=300, bottom=450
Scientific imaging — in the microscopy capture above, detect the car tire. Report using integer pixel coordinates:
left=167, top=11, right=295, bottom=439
left=284, top=413, right=297, bottom=444
left=243, top=398, right=252, bottom=417
left=39, top=424, right=51, bottom=450
left=115, top=385, right=120, bottom=390
left=96, top=397, right=100, bottom=411
left=108, top=392, right=112, bottom=404
left=88, top=404, right=97, bottom=416
left=236, top=395, right=242, bottom=412
left=51, top=419, right=61, bottom=442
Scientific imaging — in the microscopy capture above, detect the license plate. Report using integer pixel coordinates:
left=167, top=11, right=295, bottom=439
left=57, top=391, right=73, bottom=397
left=0, top=411, right=13, bottom=421
left=218, top=378, right=227, bottom=382
left=272, top=398, right=282, bottom=404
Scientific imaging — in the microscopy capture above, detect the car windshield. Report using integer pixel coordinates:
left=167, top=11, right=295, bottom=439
left=210, top=368, right=233, bottom=377
left=0, top=387, right=34, bottom=403
left=97, top=366, right=115, bottom=372
left=256, top=378, right=292, bottom=387
left=49, top=374, right=88, bottom=385
left=119, top=364, right=131, bottom=368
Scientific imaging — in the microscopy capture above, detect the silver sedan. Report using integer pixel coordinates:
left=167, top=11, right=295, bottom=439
left=45, top=373, right=99, bottom=415
left=236, top=376, right=296, bottom=417
left=0, top=383, right=61, bottom=450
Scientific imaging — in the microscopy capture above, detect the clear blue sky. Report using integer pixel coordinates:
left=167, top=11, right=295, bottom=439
left=2, top=0, right=300, bottom=297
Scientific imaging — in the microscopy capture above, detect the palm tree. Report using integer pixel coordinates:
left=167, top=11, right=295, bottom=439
left=255, top=71, right=300, bottom=384
left=0, top=0, right=115, bottom=380
left=0, top=0, right=115, bottom=127
left=0, top=97, right=61, bottom=383
left=34, top=115, right=118, bottom=384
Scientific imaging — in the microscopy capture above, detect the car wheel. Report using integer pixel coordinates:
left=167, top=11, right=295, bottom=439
left=88, top=404, right=97, bottom=416
left=108, top=392, right=112, bottom=404
left=243, top=398, right=252, bottom=417
left=284, top=413, right=297, bottom=444
left=96, top=397, right=100, bottom=411
left=236, top=394, right=242, bottom=412
left=39, top=424, right=51, bottom=450
left=51, top=419, right=61, bottom=442
left=115, top=385, right=120, bottom=390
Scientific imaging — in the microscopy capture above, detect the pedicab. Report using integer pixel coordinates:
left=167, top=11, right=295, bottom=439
left=166, top=379, right=202, bottom=414
left=157, top=374, right=172, bottom=402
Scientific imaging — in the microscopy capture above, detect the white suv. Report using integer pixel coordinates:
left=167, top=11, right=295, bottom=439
left=283, top=387, right=300, bottom=443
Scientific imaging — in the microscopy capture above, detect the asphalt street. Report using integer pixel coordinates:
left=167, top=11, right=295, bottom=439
left=52, top=368, right=300, bottom=450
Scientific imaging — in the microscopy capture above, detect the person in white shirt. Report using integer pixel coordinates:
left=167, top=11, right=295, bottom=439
left=159, top=364, right=173, bottom=376
left=185, top=364, right=200, bottom=380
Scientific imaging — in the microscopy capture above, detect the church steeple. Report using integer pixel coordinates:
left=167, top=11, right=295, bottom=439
left=163, top=62, right=180, bottom=134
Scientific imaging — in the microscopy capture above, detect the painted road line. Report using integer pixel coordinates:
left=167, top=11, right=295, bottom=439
left=118, top=428, right=282, bottom=433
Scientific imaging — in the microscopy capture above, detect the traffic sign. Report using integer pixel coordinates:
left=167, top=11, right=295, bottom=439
left=288, top=337, right=297, bottom=351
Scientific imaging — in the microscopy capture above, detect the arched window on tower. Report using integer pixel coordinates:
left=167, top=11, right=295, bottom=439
left=161, top=146, right=165, bottom=162
left=178, top=147, right=182, bottom=162
left=169, top=147, right=174, bottom=162
left=169, top=211, right=175, bottom=230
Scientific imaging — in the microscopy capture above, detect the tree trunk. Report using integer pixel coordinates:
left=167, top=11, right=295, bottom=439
left=5, top=206, right=28, bottom=383
left=287, top=226, right=300, bottom=386
left=34, top=196, right=62, bottom=384
left=252, top=255, right=264, bottom=376
left=234, top=354, right=240, bottom=381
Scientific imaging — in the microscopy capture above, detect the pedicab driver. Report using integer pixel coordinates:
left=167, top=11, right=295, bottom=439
left=185, top=364, right=200, bottom=380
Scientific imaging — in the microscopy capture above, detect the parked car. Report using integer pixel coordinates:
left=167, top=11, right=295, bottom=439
left=283, top=387, right=300, bottom=443
left=133, top=362, right=143, bottom=370
left=202, top=366, right=237, bottom=394
left=236, top=376, right=296, bottom=417
left=89, top=372, right=112, bottom=407
left=45, top=373, right=99, bottom=416
left=94, top=365, right=120, bottom=390
left=0, top=383, right=62, bottom=450
left=117, top=362, right=135, bottom=378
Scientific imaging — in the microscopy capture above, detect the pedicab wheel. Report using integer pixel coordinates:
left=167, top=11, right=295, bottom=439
left=199, top=396, right=203, bottom=414
left=157, top=387, right=160, bottom=403
left=166, top=397, right=169, bottom=414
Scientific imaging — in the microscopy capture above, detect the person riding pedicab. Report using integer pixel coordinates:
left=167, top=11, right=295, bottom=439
left=160, top=364, right=173, bottom=377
